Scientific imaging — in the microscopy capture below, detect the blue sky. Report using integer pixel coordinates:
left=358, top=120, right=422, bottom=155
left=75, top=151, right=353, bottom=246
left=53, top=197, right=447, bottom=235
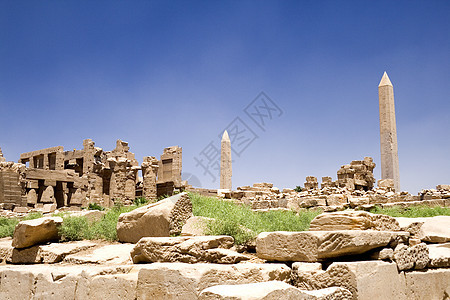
left=1, top=1, right=449, bottom=193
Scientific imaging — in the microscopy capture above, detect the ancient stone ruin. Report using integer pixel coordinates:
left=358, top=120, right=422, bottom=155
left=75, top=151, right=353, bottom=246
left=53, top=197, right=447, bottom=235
left=0, top=140, right=185, bottom=212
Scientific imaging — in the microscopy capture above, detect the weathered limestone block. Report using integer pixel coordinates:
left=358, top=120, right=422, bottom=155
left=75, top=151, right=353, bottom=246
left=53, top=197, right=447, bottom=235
left=12, top=217, right=63, bottom=248
left=0, top=238, right=13, bottom=262
left=117, top=192, right=193, bottom=243
left=9, top=240, right=96, bottom=264
left=377, top=178, right=394, bottom=190
left=26, top=189, right=38, bottom=205
left=256, top=230, right=408, bottom=262
left=326, top=194, right=347, bottom=207
left=67, top=210, right=106, bottom=222
left=395, top=217, right=424, bottom=237
left=310, top=211, right=400, bottom=231
left=198, top=281, right=352, bottom=300
left=415, top=216, right=450, bottom=243
left=63, top=243, right=134, bottom=264
left=40, top=186, right=55, bottom=203
left=136, top=262, right=291, bottom=300
left=404, top=269, right=450, bottom=300
left=131, top=236, right=248, bottom=264
left=436, top=184, right=450, bottom=191
left=70, top=188, right=84, bottom=205
left=427, top=243, right=450, bottom=268
left=393, top=243, right=429, bottom=270
left=141, top=156, right=159, bottom=201
left=370, top=247, right=394, bottom=261
left=181, top=216, right=213, bottom=236
left=292, top=261, right=407, bottom=300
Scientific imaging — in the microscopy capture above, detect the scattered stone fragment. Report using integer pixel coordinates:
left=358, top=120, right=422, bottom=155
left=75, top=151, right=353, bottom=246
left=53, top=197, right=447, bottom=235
left=292, top=261, right=406, bottom=300
left=370, top=248, right=394, bottom=261
left=415, top=216, right=450, bottom=243
left=116, top=192, right=193, bottom=243
left=12, top=217, right=63, bottom=248
left=427, top=243, right=450, bottom=268
left=256, top=230, right=408, bottom=262
left=393, top=243, right=429, bottom=271
left=67, top=210, right=106, bottom=222
left=131, top=235, right=249, bottom=264
left=136, top=262, right=291, bottom=299
left=309, top=211, right=400, bottom=231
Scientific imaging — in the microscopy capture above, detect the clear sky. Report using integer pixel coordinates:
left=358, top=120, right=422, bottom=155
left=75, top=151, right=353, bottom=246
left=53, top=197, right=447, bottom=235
left=1, top=1, right=449, bottom=193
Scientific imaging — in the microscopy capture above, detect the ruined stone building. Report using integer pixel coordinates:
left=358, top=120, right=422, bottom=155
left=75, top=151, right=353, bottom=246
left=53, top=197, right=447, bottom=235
left=0, top=140, right=185, bottom=210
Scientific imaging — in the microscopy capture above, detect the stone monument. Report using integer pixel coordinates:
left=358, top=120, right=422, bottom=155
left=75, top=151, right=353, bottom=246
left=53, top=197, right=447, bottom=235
left=378, top=72, right=400, bottom=191
left=220, top=130, right=232, bottom=190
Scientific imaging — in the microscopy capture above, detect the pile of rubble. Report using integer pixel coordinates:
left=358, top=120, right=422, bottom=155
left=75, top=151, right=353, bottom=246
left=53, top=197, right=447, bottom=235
left=0, top=193, right=448, bottom=299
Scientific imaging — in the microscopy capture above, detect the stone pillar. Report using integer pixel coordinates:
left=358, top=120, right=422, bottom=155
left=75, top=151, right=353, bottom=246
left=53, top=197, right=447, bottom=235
left=0, top=147, right=5, bottom=162
left=220, top=130, right=232, bottom=190
left=142, top=156, right=159, bottom=201
left=83, top=139, right=96, bottom=174
left=109, top=158, right=127, bottom=201
left=378, top=72, right=400, bottom=192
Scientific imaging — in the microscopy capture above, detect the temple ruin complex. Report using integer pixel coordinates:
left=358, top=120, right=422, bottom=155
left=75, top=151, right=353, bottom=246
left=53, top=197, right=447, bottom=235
left=0, top=140, right=185, bottom=211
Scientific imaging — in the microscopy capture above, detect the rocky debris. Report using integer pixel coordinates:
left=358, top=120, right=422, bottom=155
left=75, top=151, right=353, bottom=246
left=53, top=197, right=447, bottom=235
left=64, top=243, right=134, bottom=265
left=116, top=192, right=193, bottom=243
left=309, top=211, right=400, bottom=231
left=292, top=261, right=407, bottom=300
left=0, top=264, right=140, bottom=300
left=135, top=262, right=291, bottom=299
left=256, top=230, right=408, bottom=262
left=370, top=248, right=394, bottom=261
left=131, top=236, right=249, bottom=264
left=393, top=243, right=429, bottom=270
left=7, top=240, right=96, bottom=264
left=66, top=210, right=106, bottom=222
left=415, top=216, right=450, bottom=243
left=404, top=268, right=450, bottom=300
left=427, top=243, right=450, bottom=268
left=181, top=216, right=213, bottom=236
left=12, top=217, right=63, bottom=248
left=198, top=281, right=352, bottom=300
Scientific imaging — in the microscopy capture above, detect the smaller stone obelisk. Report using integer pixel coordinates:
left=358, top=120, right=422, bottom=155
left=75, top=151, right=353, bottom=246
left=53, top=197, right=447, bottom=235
left=220, top=130, right=232, bottom=190
left=378, top=72, right=400, bottom=191
left=0, top=147, right=5, bottom=162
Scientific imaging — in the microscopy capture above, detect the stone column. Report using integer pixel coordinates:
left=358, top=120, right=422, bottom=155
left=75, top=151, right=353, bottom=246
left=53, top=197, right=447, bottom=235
left=0, top=147, right=5, bottom=162
left=220, top=130, right=232, bottom=190
left=378, top=72, right=400, bottom=192
left=142, top=156, right=159, bottom=201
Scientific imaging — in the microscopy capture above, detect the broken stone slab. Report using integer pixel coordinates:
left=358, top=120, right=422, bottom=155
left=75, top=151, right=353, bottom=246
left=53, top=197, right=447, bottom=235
left=404, top=268, right=450, bottom=300
left=393, top=243, right=429, bottom=270
left=64, top=243, right=134, bottom=264
left=0, top=264, right=140, bottom=300
left=309, top=211, right=400, bottom=231
left=131, top=236, right=249, bottom=264
left=12, top=217, right=63, bottom=248
left=136, top=262, right=291, bottom=299
left=256, top=230, right=409, bottom=262
left=181, top=216, right=213, bottom=236
left=292, top=261, right=407, bottom=300
left=0, top=238, right=13, bottom=262
left=198, top=281, right=352, bottom=300
left=370, top=247, right=394, bottom=261
left=67, top=210, right=106, bottom=222
left=396, top=216, right=450, bottom=243
left=427, top=243, right=450, bottom=268
left=9, top=240, right=97, bottom=264
left=117, top=192, right=193, bottom=243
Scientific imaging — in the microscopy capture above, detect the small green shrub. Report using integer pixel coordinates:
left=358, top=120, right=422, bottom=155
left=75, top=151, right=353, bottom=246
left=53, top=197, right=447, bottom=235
left=134, top=197, right=149, bottom=206
left=88, top=203, right=105, bottom=211
left=59, top=216, right=91, bottom=241
left=294, top=186, right=303, bottom=192
left=0, top=217, right=19, bottom=238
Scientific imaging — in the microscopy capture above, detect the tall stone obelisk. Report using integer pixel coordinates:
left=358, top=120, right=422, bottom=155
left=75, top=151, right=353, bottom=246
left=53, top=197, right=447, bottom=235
left=378, top=72, right=400, bottom=191
left=220, top=130, right=232, bottom=190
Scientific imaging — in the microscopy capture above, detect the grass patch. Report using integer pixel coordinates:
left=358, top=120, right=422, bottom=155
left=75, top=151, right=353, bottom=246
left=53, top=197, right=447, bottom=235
left=189, top=192, right=321, bottom=244
left=59, top=204, right=140, bottom=241
left=370, top=205, right=450, bottom=218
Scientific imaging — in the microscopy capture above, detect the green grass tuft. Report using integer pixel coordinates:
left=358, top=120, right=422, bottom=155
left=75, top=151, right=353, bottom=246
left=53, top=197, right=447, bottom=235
left=370, top=205, right=450, bottom=218
left=189, top=192, right=321, bottom=244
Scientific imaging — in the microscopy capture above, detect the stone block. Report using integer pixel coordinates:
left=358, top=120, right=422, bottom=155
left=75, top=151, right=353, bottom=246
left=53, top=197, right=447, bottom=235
left=292, top=261, right=407, bottom=300
left=427, top=243, right=450, bottom=268
left=64, top=243, right=134, bottom=265
left=393, top=243, right=429, bottom=270
left=404, top=269, right=450, bottom=300
left=136, top=262, right=291, bottom=300
left=117, top=192, right=192, bottom=243
left=256, top=230, right=408, bottom=262
left=12, top=217, right=63, bottom=248
left=131, top=236, right=249, bottom=264
left=310, top=211, right=400, bottom=231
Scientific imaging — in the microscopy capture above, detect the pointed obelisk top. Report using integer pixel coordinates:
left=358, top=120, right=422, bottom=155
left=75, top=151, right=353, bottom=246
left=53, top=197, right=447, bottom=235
left=222, top=130, right=230, bottom=142
left=379, top=71, right=393, bottom=87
